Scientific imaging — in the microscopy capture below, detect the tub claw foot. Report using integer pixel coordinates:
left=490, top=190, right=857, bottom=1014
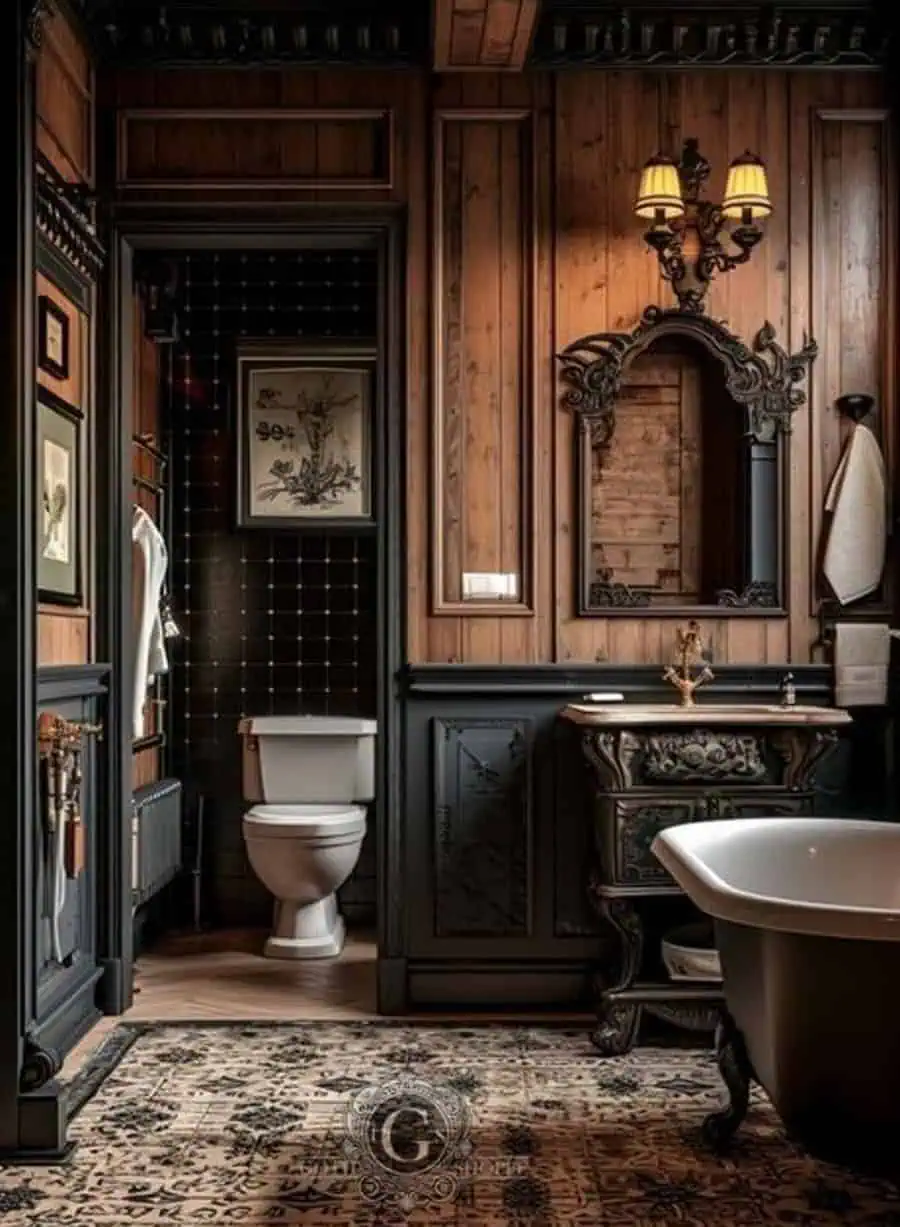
left=702, top=1013, right=752, bottom=1152
left=591, top=1002, right=641, bottom=1056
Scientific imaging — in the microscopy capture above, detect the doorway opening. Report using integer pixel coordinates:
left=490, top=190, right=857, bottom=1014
left=99, top=215, right=404, bottom=1020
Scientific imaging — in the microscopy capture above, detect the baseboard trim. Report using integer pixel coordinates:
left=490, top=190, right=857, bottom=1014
left=377, top=956, right=408, bottom=1012
left=33, top=968, right=103, bottom=1061
left=96, top=956, right=130, bottom=1016
left=407, top=961, right=594, bottom=1009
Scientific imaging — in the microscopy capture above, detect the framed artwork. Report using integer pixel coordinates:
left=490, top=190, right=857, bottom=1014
left=37, top=295, right=70, bottom=381
left=37, top=389, right=83, bottom=606
left=235, top=340, right=377, bottom=531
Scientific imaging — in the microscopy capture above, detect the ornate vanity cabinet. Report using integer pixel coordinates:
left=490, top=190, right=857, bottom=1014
left=560, top=701, right=851, bottom=1055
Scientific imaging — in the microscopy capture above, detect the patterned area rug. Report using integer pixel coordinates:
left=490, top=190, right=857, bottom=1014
left=1, top=1022, right=898, bottom=1225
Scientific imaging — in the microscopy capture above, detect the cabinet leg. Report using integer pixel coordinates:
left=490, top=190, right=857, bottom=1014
left=590, top=896, right=644, bottom=1057
left=591, top=1000, right=641, bottom=1056
left=701, top=1011, right=753, bottom=1151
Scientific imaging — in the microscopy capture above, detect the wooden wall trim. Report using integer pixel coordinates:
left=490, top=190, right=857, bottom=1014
left=808, top=104, right=896, bottom=618
left=116, top=107, right=395, bottom=191
left=431, top=107, right=538, bottom=617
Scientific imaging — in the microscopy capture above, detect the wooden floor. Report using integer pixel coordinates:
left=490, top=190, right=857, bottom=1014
left=67, top=927, right=589, bottom=1076
left=129, top=926, right=379, bottom=1021
left=68, top=927, right=378, bottom=1075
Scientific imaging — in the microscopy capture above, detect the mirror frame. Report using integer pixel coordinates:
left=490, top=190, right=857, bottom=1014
left=557, top=305, right=818, bottom=617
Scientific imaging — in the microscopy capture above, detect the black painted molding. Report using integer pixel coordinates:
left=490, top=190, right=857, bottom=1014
left=35, top=154, right=105, bottom=284
left=37, top=664, right=110, bottom=703
left=532, top=1, right=888, bottom=69
left=73, top=0, right=889, bottom=70
left=400, top=663, right=832, bottom=703
left=82, top=1, right=429, bottom=67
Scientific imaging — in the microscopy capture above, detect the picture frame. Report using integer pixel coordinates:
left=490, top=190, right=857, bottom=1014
left=234, top=339, right=377, bottom=531
left=37, top=295, right=70, bottom=381
left=37, top=388, right=83, bottom=607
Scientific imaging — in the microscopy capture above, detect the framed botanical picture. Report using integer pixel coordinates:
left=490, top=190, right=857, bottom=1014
left=37, top=389, right=83, bottom=606
left=37, top=295, right=70, bottom=381
left=235, top=340, right=377, bottom=531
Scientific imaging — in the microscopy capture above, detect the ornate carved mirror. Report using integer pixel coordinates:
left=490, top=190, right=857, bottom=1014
left=557, top=306, right=817, bottom=616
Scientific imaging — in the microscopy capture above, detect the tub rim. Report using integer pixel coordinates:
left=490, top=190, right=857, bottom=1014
left=651, top=817, right=900, bottom=943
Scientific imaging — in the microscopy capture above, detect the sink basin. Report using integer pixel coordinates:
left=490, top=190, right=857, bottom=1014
left=561, top=702, right=851, bottom=727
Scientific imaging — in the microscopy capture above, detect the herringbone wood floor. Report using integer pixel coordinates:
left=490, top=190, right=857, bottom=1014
left=66, top=927, right=588, bottom=1076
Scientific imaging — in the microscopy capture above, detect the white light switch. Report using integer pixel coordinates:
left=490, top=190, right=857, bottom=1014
left=462, top=572, right=519, bottom=601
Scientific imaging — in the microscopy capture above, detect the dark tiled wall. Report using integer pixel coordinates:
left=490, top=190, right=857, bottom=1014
left=167, top=250, right=379, bottom=926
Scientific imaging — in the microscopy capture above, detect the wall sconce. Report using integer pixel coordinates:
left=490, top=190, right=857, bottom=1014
left=634, top=138, right=772, bottom=314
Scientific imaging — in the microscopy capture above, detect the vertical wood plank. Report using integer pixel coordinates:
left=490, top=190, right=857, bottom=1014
left=429, top=74, right=540, bottom=665
left=404, top=72, right=431, bottom=662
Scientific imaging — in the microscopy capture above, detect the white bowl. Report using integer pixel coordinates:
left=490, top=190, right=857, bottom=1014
left=661, top=921, right=722, bottom=982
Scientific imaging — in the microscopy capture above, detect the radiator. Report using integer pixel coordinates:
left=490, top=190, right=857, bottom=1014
left=131, top=778, right=183, bottom=909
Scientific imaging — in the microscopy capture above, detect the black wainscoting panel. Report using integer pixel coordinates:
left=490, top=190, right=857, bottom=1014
left=400, top=663, right=846, bottom=1010
left=35, top=666, right=108, bottom=1058
left=432, top=718, right=534, bottom=939
left=167, top=250, right=378, bottom=926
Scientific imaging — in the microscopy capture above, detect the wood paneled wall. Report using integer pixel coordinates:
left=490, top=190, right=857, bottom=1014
left=36, top=6, right=95, bottom=667
left=106, top=65, right=895, bottom=668
left=36, top=4, right=93, bottom=183
left=554, top=71, right=893, bottom=667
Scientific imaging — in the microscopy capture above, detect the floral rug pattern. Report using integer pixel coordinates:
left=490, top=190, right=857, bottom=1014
left=0, top=1022, right=898, bottom=1225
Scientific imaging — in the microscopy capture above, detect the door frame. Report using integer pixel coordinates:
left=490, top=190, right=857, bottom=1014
left=98, top=205, right=407, bottom=1014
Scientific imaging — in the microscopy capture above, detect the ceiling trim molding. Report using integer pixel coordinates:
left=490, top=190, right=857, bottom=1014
left=81, top=3, right=428, bottom=67
left=531, top=3, right=888, bottom=69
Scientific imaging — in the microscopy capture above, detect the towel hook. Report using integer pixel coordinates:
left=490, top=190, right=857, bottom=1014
left=834, top=393, right=875, bottom=424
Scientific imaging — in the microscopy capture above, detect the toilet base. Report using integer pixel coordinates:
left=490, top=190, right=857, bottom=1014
left=264, top=893, right=346, bottom=960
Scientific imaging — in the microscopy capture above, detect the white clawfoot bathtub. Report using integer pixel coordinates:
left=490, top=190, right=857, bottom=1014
left=652, top=817, right=900, bottom=1174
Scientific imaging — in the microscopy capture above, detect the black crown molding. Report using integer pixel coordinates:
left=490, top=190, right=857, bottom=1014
left=532, top=2, right=889, bottom=69
left=35, top=153, right=106, bottom=282
left=79, top=2, right=428, bottom=67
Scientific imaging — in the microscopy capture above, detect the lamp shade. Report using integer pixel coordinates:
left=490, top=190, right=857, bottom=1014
left=721, top=152, right=772, bottom=220
left=634, top=155, right=684, bottom=221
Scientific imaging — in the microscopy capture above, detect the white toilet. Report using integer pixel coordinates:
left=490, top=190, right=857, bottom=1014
left=238, top=714, right=376, bottom=960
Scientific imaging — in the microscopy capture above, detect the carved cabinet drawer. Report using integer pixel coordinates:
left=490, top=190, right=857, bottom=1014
left=641, top=728, right=770, bottom=785
left=600, top=789, right=814, bottom=889
left=581, top=725, right=790, bottom=790
left=604, top=797, right=697, bottom=888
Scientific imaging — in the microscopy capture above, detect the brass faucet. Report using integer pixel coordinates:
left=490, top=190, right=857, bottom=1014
left=663, top=620, right=714, bottom=707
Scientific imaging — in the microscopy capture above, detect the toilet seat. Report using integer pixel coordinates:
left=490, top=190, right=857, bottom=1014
left=243, top=803, right=366, bottom=840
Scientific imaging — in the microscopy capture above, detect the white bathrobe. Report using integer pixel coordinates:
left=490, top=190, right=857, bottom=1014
left=822, top=422, right=887, bottom=605
left=132, top=505, right=169, bottom=738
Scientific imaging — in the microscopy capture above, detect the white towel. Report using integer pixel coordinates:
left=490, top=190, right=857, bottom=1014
left=833, top=622, right=890, bottom=707
left=132, top=505, right=169, bottom=738
left=822, top=422, right=887, bottom=605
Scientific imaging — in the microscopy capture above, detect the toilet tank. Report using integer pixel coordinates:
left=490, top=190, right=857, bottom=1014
left=238, top=715, right=377, bottom=805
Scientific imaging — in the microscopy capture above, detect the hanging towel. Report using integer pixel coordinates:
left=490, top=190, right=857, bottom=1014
left=132, top=505, right=169, bottom=738
left=822, top=422, right=887, bottom=605
left=833, top=622, right=890, bottom=707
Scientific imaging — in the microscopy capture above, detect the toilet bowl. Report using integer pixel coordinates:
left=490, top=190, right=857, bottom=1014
left=238, top=714, right=376, bottom=961
left=243, top=804, right=367, bottom=959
